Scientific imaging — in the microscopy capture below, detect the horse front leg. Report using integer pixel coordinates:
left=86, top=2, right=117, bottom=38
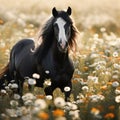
left=44, top=83, right=56, bottom=98
left=60, top=82, right=72, bottom=101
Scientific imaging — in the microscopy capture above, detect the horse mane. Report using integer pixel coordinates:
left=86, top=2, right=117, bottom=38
left=34, top=11, right=78, bottom=63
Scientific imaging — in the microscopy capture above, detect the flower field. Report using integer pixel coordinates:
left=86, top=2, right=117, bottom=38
left=0, top=0, right=120, bottom=120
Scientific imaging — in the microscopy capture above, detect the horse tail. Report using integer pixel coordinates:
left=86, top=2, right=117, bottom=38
left=0, top=63, right=10, bottom=89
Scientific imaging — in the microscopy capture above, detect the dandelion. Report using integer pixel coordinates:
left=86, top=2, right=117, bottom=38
left=6, top=109, right=17, bottom=118
left=89, top=95, right=99, bottom=102
left=54, top=97, right=65, bottom=108
left=38, top=112, right=49, bottom=120
left=20, top=106, right=29, bottom=115
left=53, top=109, right=65, bottom=117
left=0, top=89, right=7, bottom=94
left=115, top=88, right=120, bottom=94
left=64, top=86, right=71, bottom=92
left=115, top=95, right=120, bottom=103
left=32, top=73, right=40, bottom=79
left=112, top=81, right=119, bottom=87
left=65, top=102, right=72, bottom=110
left=100, top=27, right=106, bottom=32
left=5, top=86, right=10, bottom=91
left=112, top=75, right=119, bottom=79
left=46, top=95, right=53, bottom=100
left=69, top=110, right=80, bottom=120
left=24, top=100, right=33, bottom=106
left=70, top=103, right=78, bottom=110
left=95, top=64, right=102, bottom=70
left=82, top=86, right=89, bottom=92
left=22, top=93, right=35, bottom=101
left=113, top=63, right=120, bottom=69
left=13, top=94, right=21, bottom=100
left=34, top=99, right=47, bottom=109
left=11, top=83, right=18, bottom=89
left=44, top=79, right=51, bottom=86
left=10, top=100, right=19, bottom=107
left=16, top=109, right=23, bottom=117
left=113, top=51, right=118, bottom=57
left=28, top=78, right=36, bottom=85
left=0, top=42, right=5, bottom=48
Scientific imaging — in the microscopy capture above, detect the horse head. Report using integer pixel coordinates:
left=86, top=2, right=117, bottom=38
left=52, top=7, right=73, bottom=53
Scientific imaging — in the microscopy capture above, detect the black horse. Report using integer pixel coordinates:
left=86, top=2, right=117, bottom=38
left=0, top=7, right=77, bottom=101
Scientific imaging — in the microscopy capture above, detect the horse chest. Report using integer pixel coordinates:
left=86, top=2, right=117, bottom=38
left=41, top=56, right=68, bottom=79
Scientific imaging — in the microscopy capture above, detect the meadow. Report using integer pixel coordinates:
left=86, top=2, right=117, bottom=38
left=0, top=0, right=120, bottom=120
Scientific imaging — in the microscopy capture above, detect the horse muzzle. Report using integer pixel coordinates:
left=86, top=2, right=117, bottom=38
left=58, top=40, right=68, bottom=53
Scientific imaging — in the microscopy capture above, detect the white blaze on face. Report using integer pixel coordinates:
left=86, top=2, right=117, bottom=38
left=55, top=17, right=67, bottom=49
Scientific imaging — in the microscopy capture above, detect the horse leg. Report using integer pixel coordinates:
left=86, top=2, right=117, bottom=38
left=60, top=82, right=72, bottom=101
left=44, top=84, right=56, bottom=98
left=14, top=72, right=23, bottom=96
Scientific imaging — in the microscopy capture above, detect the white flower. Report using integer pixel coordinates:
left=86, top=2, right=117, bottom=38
left=91, top=76, right=99, bottom=83
left=113, top=64, right=120, bottom=69
left=54, top=97, right=65, bottom=108
left=100, top=27, right=106, bottom=32
left=11, top=83, right=18, bottom=89
left=24, top=100, right=33, bottom=106
left=113, top=51, right=118, bottom=57
left=34, top=99, right=47, bottom=109
left=28, top=78, right=36, bottom=85
left=5, top=86, right=10, bottom=90
left=0, top=41, right=5, bottom=48
left=70, top=103, right=78, bottom=110
left=88, top=76, right=98, bottom=83
left=32, top=73, right=40, bottom=79
left=115, top=95, right=120, bottom=103
left=115, top=88, right=120, bottom=94
left=10, top=100, right=19, bottom=107
left=13, top=94, right=21, bottom=100
left=64, top=86, right=71, bottom=92
left=44, top=79, right=51, bottom=86
left=112, top=81, right=119, bottom=87
left=89, top=95, right=99, bottom=102
left=46, top=95, right=53, bottom=100
left=16, top=109, right=23, bottom=117
left=0, top=89, right=7, bottom=94
left=82, top=86, right=89, bottom=92
left=22, top=93, right=35, bottom=101
left=6, top=109, right=17, bottom=117
left=69, top=110, right=80, bottom=119
left=32, top=107, right=40, bottom=114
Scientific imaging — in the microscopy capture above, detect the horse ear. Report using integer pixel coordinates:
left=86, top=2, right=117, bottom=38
left=52, top=7, right=58, bottom=17
left=67, top=7, right=72, bottom=16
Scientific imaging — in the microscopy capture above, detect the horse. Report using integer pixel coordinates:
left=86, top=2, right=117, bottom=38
left=0, top=7, right=77, bottom=101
